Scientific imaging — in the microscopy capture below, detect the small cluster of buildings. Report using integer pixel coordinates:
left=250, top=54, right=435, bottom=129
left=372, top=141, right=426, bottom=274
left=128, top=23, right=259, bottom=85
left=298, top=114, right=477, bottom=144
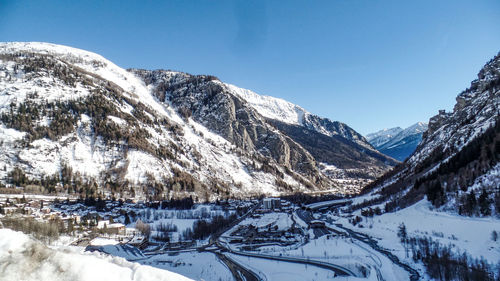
left=0, top=196, right=81, bottom=226
left=96, top=220, right=127, bottom=235
left=0, top=196, right=133, bottom=238
left=253, top=198, right=292, bottom=216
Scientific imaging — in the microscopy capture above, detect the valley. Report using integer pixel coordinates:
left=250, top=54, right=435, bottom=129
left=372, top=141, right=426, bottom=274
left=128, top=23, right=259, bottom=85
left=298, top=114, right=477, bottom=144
left=3, top=192, right=499, bottom=281
left=0, top=42, right=498, bottom=281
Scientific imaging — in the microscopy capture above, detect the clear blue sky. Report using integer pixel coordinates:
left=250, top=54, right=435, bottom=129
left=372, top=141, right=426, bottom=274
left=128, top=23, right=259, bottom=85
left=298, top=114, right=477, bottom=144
left=1, top=0, right=499, bottom=134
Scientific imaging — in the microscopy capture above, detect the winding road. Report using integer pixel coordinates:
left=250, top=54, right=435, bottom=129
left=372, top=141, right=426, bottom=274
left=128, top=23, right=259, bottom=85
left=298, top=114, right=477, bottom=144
left=205, top=201, right=360, bottom=280
left=225, top=249, right=355, bottom=277
left=215, top=251, right=263, bottom=281
left=333, top=223, right=420, bottom=281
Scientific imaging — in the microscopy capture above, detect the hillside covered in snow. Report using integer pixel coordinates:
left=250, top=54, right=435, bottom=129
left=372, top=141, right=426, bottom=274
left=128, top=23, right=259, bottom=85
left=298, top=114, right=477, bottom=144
left=367, top=122, right=428, bottom=161
left=359, top=51, right=500, bottom=215
left=228, top=84, right=371, bottom=149
left=0, top=42, right=395, bottom=199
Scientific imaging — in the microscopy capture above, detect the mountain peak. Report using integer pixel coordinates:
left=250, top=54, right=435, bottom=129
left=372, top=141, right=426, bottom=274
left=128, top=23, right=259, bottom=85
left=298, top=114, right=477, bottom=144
left=226, top=84, right=307, bottom=125
left=366, top=122, right=428, bottom=161
left=228, top=83, right=372, bottom=149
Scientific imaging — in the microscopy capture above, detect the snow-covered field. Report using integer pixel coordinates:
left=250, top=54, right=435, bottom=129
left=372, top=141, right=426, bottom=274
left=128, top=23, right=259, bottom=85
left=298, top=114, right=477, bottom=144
left=129, top=204, right=234, bottom=242
left=227, top=253, right=339, bottom=281
left=0, top=229, right=192, bottom=281
left=144, top=252, right=233, bottom=281
left=331, top=198, right=500, bottom=279
left=239, top=212, right=294, bottom=231
left=251, top=234, right=408, bottom=281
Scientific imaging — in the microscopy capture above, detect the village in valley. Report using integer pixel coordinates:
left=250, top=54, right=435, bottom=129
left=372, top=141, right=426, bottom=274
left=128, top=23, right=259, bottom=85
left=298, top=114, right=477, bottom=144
left=2, top=179, right=500, bottom=281
left=0, top=192, right=372, bottom=280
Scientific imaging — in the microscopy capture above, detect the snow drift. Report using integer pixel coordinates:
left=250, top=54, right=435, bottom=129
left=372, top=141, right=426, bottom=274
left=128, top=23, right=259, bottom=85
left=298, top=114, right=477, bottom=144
left=0, top=229, right=192, bottom=281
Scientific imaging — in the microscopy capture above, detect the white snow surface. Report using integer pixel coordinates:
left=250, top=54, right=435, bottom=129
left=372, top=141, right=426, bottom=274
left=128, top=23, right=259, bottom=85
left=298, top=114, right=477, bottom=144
left=336, top=198, right=500, bottom=274
left=226, top=253, right=342, bottom=281
left=0, top=229, right=192, bottom=281
left=227, top=83, right=307, bottom=126
left=145, top=252, right=233, bottom=281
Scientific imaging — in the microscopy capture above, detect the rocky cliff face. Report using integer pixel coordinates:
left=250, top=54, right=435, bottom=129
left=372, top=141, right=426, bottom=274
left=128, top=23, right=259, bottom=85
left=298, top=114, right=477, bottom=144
left=227, top=83, right=372, bottom=149
left=131, top=70, right=323, bottom=181
left=360, top=52, right=500, bottom=214
left=132, top=69, right=397, bottom=191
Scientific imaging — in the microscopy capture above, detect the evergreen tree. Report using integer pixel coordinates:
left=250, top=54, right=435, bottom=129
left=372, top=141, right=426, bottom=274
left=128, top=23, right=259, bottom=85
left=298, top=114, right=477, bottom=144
left=495, top=191, right=500, bottom=216
left=466, top=190, right=477, bottom=216
left=124, top=214, right=131, bottom=225
left=398, top=223, right=409, bottom=257
left=479, top=188, right=492, bottom=216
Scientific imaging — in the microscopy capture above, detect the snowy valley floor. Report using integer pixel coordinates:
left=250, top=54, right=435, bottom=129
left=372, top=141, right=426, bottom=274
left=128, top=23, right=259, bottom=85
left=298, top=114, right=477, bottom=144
left=2, top=198, right=500, bottom=281
left=322, top=199, right=500, bottom=280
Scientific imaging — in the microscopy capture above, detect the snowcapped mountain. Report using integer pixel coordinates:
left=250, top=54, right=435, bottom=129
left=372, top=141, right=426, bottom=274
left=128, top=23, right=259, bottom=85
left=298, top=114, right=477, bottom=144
left=0, top=42, right=395, bottom=199
left=228, top=84, right=371, bottom=149
left=367, top=122, right=428, bottom=161
left=366, top=127, right=403, bottom=148
left=361, top=52, right=500, bottom=214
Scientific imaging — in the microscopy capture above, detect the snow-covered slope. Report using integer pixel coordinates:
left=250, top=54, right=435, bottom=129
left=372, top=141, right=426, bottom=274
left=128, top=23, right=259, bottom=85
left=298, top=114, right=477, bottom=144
left=0, top=229, right=192, bottom=281
left=0, top=42, right=327, bottom=198
left=360, top=51, right=500, bottom=213
left=227, top=83, right=372, bottom=149
left=227, top=84, right=306, bottom=126
left=131, top=68, right=397, bottom=192
left=0, top=42, right=397, bottom=198
left=379, top=122, right=427, bottom=150
left=367, top=122, right=428, bottom=161
left=366, top=127, right=403, bottom=148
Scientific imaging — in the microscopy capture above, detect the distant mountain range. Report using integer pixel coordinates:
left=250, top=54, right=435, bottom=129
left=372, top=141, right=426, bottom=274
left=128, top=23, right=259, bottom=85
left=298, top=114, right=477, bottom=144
left=0, top=42, right=396, bottom=199
left=366, top=122, right=428, bottom=161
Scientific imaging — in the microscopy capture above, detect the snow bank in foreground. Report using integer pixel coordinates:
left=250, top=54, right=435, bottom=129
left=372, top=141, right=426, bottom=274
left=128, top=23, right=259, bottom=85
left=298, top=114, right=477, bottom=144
left=0, top=229, right=192, bottom=281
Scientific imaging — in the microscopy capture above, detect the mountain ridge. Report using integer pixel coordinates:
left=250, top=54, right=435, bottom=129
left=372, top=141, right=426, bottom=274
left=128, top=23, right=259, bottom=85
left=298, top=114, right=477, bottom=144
left=228, top=84, right=373, bottom=149
left=367, top=122, right=427, bottom=161
left=0, top=42, right=395, bottom=199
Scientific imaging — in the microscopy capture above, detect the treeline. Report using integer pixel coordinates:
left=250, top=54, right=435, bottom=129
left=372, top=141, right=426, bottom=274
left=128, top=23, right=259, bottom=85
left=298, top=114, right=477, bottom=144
left=152, top=222, right=178, bottom=242
left=183, top=213, right=237, bottom=240
left=7, top=165, right=100, bottom=196
left=4, top=163, right=219, bottom=202
left=418, top=119, right=500, bottom=213
left=404, top=235, right=499, bottom=281
left=143, top=197, right=195, bottom=209
left=161, top=197, right=195, bottom=209
left=0, top=216, right=74, bottom=243
left=381, top=118, right=499, bottom=215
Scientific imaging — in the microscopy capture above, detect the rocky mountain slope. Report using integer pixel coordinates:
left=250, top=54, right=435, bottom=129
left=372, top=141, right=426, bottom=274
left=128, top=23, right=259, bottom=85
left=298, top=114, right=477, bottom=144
left=359, top=52, right=500, bottom=215
left=0, top=42, right=395, bottom=199
left=132, top=69, right=397, bottom=188
left=366, top=127, right=404, bottom=148
left=367, top=122, right=428, bottom=161
left=228, top=85, right=372, bottom=149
